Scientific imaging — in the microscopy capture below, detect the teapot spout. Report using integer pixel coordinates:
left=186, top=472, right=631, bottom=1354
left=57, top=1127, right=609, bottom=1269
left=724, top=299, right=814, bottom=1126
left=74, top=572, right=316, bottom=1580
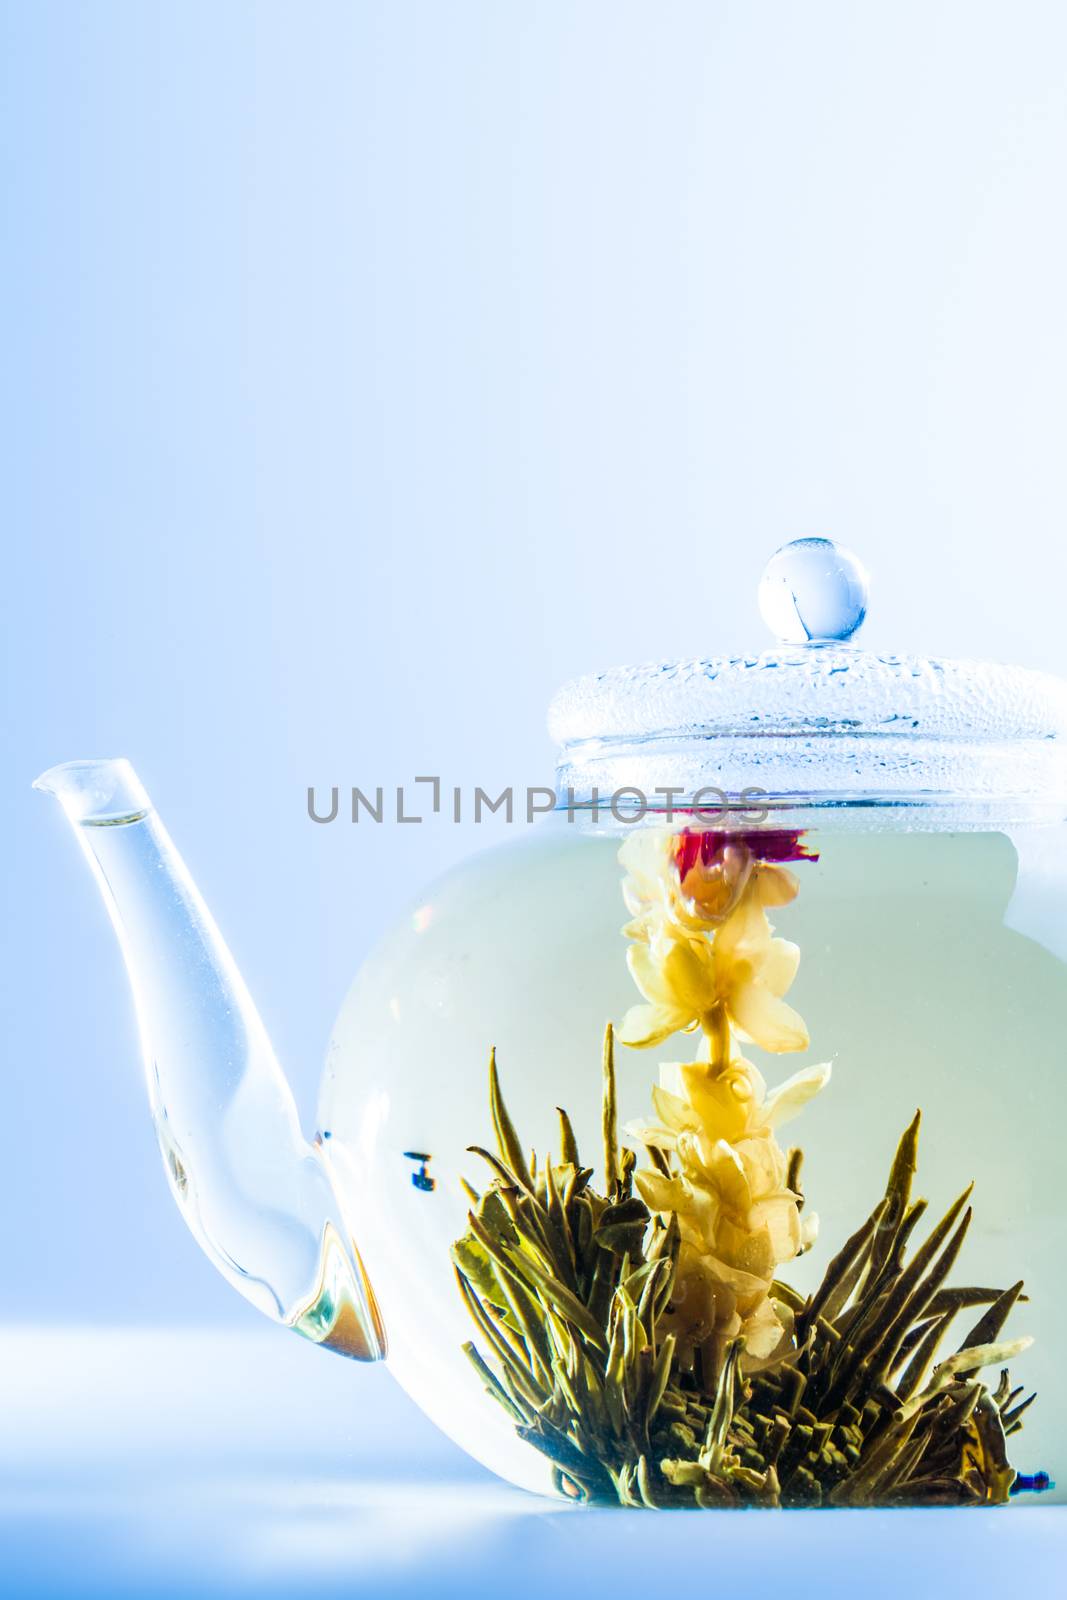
left=35, top=759, right=385, bottom=1361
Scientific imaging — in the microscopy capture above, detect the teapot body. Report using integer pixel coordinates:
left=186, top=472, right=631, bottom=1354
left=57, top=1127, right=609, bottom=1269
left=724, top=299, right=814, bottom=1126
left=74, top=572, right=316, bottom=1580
left=321, top=807, right=1067, bottom=1506
left=36, top=546, right=1067, bottom=1507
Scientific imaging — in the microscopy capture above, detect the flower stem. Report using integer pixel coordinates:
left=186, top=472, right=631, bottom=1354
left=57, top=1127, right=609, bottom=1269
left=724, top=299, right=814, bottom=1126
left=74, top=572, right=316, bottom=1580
left=702, top=1002, right=731, bottom=1072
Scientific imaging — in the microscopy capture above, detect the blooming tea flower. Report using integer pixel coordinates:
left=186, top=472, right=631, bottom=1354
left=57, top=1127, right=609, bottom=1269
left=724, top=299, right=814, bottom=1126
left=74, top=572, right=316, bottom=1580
left=616, top=825, right=824, bottom=1375
left=627, top=1053, right=830, bottom=1368
left=618, top=876, right=809, bottom=1053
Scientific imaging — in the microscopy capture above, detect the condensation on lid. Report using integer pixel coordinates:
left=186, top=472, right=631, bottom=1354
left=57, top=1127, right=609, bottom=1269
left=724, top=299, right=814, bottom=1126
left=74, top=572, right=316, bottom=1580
left=548, top=647, right=1067, bottom=748
left=549, top=539, right=1067, bottom=749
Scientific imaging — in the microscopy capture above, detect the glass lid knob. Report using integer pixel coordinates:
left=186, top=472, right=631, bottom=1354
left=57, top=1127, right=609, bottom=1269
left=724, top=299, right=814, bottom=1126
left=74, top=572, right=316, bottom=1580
left=758, top=537, right=870, bottom=644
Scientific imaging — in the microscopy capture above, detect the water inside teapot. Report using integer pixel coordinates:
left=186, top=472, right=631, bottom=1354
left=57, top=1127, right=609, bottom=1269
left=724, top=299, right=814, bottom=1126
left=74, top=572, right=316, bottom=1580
left=323, top=816, right=1065, bottom=1506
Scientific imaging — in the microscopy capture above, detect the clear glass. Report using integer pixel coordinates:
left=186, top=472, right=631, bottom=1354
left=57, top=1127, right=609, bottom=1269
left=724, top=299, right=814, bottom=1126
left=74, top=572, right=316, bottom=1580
left=34, top=760, right=383, bottom=1360
left=34, top=538, right=1067, bottom=1506
left=323, top=808, right=1067, bottom=1506
left=37, top=757, right=1067, bottom=1508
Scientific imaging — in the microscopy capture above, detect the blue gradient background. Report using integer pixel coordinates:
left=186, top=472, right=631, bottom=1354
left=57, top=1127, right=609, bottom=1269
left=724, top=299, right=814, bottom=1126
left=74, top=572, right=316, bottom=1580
left=3, top=3, right=1067, bottom=1593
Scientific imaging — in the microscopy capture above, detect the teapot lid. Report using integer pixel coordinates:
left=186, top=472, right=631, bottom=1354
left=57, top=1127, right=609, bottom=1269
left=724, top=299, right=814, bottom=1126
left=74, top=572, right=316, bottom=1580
left=549, top=539, right=1067, bottom=813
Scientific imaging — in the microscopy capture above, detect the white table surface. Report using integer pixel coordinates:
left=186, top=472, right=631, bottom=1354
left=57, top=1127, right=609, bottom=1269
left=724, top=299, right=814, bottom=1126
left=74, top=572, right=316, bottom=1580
left=1, top=1326, right=1063, bottom=1598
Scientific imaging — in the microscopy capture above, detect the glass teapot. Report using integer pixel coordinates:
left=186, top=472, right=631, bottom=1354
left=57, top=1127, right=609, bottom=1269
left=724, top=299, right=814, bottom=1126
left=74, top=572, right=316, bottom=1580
left=36, top=540, right=1067, bottom=1510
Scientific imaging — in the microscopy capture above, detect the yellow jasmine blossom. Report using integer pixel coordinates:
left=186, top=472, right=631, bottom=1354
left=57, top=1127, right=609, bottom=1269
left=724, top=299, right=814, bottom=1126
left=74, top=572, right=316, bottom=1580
left=620, top=830, right=752, bottom=941
left=626, top=1054, right=830, bottom=1370
left=615, top=825, right=825, bottom=1375
left=619, top=828, right=805, bottom=947
left=711, top=881, right=809, bottom=1053
left=618, top=878, right=809, bottom=1054
left=646, top=1053, right=832, bottom=1147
